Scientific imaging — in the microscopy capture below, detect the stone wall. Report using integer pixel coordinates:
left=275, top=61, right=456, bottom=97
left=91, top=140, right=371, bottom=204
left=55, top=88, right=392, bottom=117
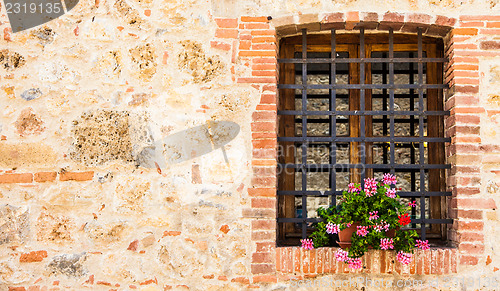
left=0, top=0, right=499, bottom=290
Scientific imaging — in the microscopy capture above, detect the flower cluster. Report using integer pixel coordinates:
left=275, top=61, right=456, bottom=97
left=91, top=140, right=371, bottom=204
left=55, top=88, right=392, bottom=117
left=374, top=221, right=390, bottom=232
left=383, top=173, right=397, bottom=185
left=415, top=239, right=430, bottom=250
left=326, top=222, right=340, bottom=234
left=305, top=173, right=419, bottom=269
left=386, top=188, right=396, bottom=198
left=396, top=251, right=412, bottom=265
left=356, top=225, right=369, bottom=237
left=364, top=178, right=378, bottom=197
left=380, top=238, right=394, bottom=250
left=369, top=211, right=379, bottom=220
left=300, top=238, right=314, bottom=250
left=398, top=213, right=411, bottom=226
left=348, top=183, right=360, bottom=193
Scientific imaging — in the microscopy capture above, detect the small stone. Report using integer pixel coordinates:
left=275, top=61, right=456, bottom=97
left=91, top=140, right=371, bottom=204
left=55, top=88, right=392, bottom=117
left=127, top=240, right=139, bottom=251
left=141, top=234, right=155, bottom=248
left=20, top=88, right=42, bottom=101
left=220, top=225, right=230, bottom=234
left=47, top=252, right=87, bottom=277
left=0, top=204, right=29, bottom=244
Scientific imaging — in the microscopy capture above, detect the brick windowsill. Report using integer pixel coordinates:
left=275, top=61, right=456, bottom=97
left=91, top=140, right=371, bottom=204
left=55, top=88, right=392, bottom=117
left=276, top=247, right=457, bottom=275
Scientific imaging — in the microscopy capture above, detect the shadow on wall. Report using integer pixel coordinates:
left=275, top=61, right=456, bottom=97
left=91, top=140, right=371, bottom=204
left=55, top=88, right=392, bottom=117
left=138, top=121, right=240, bottom=168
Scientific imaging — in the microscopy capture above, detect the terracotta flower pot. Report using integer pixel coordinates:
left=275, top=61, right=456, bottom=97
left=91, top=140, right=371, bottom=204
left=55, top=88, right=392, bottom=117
left=337, top=222, right=359, bottom=248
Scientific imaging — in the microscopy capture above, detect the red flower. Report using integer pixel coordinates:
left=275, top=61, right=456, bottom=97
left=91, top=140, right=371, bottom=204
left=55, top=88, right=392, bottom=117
left=398, top=213, right=411, bottom=226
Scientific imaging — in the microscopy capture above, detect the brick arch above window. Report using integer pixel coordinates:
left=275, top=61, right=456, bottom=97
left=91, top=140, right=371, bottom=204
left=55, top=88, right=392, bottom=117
left=270, top=12, right=456, bottom=38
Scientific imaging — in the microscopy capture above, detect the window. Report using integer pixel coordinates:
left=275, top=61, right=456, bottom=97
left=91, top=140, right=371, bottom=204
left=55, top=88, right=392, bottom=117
left=277, top=28, right=452, bottom=246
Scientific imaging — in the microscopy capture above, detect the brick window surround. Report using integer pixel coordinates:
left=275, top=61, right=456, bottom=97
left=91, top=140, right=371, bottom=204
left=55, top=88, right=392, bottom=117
left=224, top=12, right=497, bottom=283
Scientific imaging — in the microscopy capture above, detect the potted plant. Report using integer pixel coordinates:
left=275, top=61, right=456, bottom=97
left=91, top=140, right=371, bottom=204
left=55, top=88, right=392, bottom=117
left=300, top=173, right=431, bottom=269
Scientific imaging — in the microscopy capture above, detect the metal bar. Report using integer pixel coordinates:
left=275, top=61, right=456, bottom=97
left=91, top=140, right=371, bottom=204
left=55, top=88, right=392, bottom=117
left=278, top=83, right=448, bottom=89
left=301, top=29, right=308, bottom=240
left=330, top=29, right=337, bottom=207
left=279, top=163, right=451, bottom=169
left=278, top=190, right=452, bottom=197
left=389, top=29, right=396, bottom=179
left=360, top=28, right=366, bottom=182
left=278, top=136, right=451, bottom=142
left=410, top=51, right=417, bottom=228
left=278, top=57, right=448, bottom=64
left=293, top=93, right=438, bottom=99
left=417, top=28, right=426, bottom=241
left=280, top=110, right=450, bottom=116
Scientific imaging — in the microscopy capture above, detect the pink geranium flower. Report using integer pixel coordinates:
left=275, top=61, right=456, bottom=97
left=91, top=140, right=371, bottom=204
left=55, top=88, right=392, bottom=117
left=415, top=239, right=430, bottom=250
left=300, top=238, right=314, bottom=250
left=383, top=173, right=397, bottom=185
left=335, top=249, right=349, bottom=262
left=380, top=238, right=394, bottom=250
left=369, top=211, right=379, bottom=220
left=347, top=257, right=363, bottom=269
left=348, top=183, right=360, bottom=193
left=356, top=225, right=369, bottom=237
left=386, top=188, right=396, bottom=198
left=396, top=251, right=412, bottom=265
left=409, top=201, right=417, bottom=207
left=326, top=222, right=340, bottom=234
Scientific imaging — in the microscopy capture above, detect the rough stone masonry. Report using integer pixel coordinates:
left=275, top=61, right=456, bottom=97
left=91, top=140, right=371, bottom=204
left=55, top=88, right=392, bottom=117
left=0, top=0, right=499, bottom=290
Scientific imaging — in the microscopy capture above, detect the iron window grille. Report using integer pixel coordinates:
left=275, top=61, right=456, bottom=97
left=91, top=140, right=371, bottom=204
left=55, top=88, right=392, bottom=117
left=277, top=28, right=452, bottom=246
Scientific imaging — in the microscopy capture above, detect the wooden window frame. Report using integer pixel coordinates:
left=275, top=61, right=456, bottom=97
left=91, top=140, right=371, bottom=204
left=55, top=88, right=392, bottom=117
left=277, top=29, right=451, bottom=246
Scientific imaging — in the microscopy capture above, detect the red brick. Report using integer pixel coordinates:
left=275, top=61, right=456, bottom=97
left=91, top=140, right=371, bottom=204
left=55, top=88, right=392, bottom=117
left=250, top=30, right=276, bottom=36
left=210, top=41, right=231, bottom=51
left=0, top=173, right=33, bottom=184
left=239, top=40, right=251, bottom=50
left=346, top=11, right=359, bottom=22
left=252, top=111, right=275, bottom=121
left=322, top=13, right=344, bottom=23
left=252, top=70, right=276, bottom=77
left=459, top=21, right=484, bottom=27
left=252, top=252, right=273, bottom=263
left=231, top=277, right=250, bottom=284
left=245, top=23, right=270, bottom=30
left=382, top=12, right=404, bottom=22
left=457, top=198, right=496, bottom=209
left=248, top=188, right=275, bottom=197
left=252, top=275, right=277, bottom=283
left=59, top=171, right=93, bottom=181
left=34, top=172, right=57, bottom=183
left=239, top=50, right=276, bottom=57
left=252, top=219, right=275, bottom=230
left=458, top=232, right=484, bottom=242
left=457, top=221, right=483, bottom=231
left=453, top=28, right=478, bottom=35
left=252, top=148, right=276, bottom=159
left=486, top=22, right=500, bottom=28
left=480, top=41, right=500, bottom=50
left=256, top=242, right=274, bottom=253
left=238, top=77, right=276, bottom=84
left=214, top=18, right=238, bottom=28
left=252, top=43, right=276, bottom=51
left=459, top=255, right=479, bottom=265
left=259, top=94, right=276, bottom=104
left=252, top=37, right=277, bottom=43
left=251, top=231, right=274, bottom=240
left=408, top=13, right=432, bottom=24
left=251, top=264, right=275, bottom=274
left=460, top=15, right=500, bottom=21
left=435, top=15, right=457, bottom=26
left=241, top=16, right=269, bottom=22
left=215, top=29, right=238, bottom=39
left=251, top=198, right=275, bottom=209
left=19, top=251, right=48, bottom=262
left=252, top=159, right=276, bottom=166
left=251, top=176, right=276, bottom=187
